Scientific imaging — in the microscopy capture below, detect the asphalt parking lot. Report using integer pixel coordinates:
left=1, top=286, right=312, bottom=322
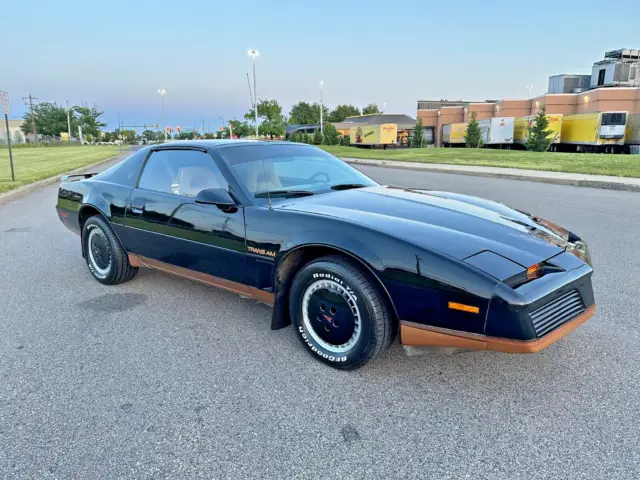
left=1, top=158, right=639, bottom=479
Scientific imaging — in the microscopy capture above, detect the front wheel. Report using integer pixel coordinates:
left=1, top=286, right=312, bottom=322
left=82, top=215, right=138, bottom=285
left=289, top=255, right=393, bottom=370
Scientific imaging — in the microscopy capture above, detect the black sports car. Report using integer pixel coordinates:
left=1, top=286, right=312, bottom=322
left=56, top=140, right=595, bottom=369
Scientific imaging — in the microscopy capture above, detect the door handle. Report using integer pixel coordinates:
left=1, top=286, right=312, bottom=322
left=129, top=200, right=145, bottom=214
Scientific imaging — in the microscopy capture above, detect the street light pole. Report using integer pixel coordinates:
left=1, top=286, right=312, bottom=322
left=526, top=84, right=534, bottom=99
left=319, top=81, right=324, bottom=136
left=158, top=89, right=167, bottom=142
left=219, top=116, right=225, bottom=139
left=248, top=49, right=259, bottom=138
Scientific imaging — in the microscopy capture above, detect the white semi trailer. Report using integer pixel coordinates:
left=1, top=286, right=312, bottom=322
left=478, top=117, right=515, bottom=146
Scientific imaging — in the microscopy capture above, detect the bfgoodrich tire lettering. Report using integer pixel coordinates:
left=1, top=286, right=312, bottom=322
left=289, top=255, right=393, bottom=370
left=82, top=215, right=138, bottom=285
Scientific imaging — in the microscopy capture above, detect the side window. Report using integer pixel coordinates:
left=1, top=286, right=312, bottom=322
left=138, top=150, right=228, bottom=197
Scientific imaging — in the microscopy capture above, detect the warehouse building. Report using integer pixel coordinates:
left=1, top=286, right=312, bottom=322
left=418, top=49, right=640, bottom=146
left=0, top=119, right=26, bottom=145
left=333, top=113, right=432, bottom=145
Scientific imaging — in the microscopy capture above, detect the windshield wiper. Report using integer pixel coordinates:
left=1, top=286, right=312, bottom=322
left=330, top=183, right=369, bottom=191
left=254, top=189, right=315, bottom=198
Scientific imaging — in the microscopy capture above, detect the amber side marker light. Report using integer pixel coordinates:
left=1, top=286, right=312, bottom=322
left=527, top=263, right=543, bottom=281
left=448, top=302, right=480, bottom=314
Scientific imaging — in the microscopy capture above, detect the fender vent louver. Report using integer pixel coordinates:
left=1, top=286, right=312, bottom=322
left=530, top=290, right=585, bottom=338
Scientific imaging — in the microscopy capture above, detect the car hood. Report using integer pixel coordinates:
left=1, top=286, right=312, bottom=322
left=277, top=186, right=568, bottom=267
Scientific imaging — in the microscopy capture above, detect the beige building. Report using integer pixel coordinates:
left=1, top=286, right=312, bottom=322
left=0, top=119, right=26, bottom=144
left=418, top=86, right=640, bottom=146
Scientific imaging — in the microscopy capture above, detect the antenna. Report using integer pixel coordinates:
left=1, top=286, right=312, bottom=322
left=246, top=73, right=255, bottom=107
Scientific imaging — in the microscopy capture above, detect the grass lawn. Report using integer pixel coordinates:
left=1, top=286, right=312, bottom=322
left=0, top=146, right=121, bottom=193
left=320, top=145, right=640, bottom=178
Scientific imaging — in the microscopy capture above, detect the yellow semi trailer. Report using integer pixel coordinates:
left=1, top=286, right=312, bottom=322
left=350, top=124, right=397, bottom=147
left=514, top=114, right=563, bottom=150
left=560, top=111, right=628, bottom=153
left=441, top=123, right=467, bottom=146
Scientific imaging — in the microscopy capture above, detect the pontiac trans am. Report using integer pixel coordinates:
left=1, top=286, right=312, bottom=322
left=56, top=141, right=595, bottom=369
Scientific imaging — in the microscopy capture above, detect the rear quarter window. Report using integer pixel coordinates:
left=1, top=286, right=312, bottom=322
left=95, top=148, right=149, bottom=187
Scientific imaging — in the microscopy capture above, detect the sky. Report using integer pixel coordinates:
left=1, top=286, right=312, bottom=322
left=3, top=0, right=639, bottom=131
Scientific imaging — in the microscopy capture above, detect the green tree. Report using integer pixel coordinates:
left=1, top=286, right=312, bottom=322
left=312, top=129, right=323, bottom=145
left=152, top=131, right=166, bottom=142
left=362, top=103, right=381, bottom=115
left=245, top=99, right=286, bottom=138
left=177, top=131, right=195, bottom=140
left=21, top=102, right=71, bottom=137
left=525, top=106, right=554, bottom=152
left=142, top=130, right=155, bottom=142
left=341, top=133, right=350, bottom=146
left=13, top=130, right=25, bottom=144
left=229, top=119, right=251, bottom=138
left=328, top=104, right=361, bottom=122
left=121, top=129, right=137, bottom=144
left=411, top=119, right=424, bottom=148
left=73, top=105, right=106, bottom=138
left=288, top=101, right=328, bottom=125
left=322, top=124, right=340, bottom=145
left=465, top=112, right=483, bottom=148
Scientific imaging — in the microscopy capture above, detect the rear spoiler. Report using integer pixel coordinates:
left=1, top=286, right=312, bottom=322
left=60, top=173, right=98, bottom=182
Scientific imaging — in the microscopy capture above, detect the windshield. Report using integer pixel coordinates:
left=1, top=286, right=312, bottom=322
left=220, top=144, right=378, bottom=203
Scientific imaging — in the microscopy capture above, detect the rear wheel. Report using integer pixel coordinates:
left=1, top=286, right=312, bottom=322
left=289, top=255, right=393, bottom=370
left=82, top=215, right=138, bottom=285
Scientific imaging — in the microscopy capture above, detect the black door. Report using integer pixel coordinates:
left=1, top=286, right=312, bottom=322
left=123, top=148, right=246, bottom=284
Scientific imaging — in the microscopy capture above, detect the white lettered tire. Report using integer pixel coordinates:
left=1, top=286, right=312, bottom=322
left=82, top=215, right=138, bottom=285
left=289, top=255, right=393, bottom=370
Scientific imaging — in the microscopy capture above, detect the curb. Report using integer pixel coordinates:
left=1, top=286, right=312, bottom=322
left=0, top=151, right=128, bottom=205
left=343, top=158, right=640, bottom=192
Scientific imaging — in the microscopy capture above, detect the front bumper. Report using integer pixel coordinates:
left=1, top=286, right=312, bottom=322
left=400, top=252, right=596, bottom=354
left=401, top=304, right=595, bottom=353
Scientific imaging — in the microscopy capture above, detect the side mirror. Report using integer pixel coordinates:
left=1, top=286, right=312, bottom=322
left=194, top=188, right=235, bottom=206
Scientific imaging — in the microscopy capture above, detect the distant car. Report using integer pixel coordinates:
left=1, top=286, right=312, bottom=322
left=56, top=141, right=595, bottom=369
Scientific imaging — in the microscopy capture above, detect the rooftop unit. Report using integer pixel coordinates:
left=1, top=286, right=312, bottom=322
left=417, top=99, right=498, bottom=110
left=548, top=74, right=591, bottom=94
left=591, top=48, right=640, bottom=88
left=604, top=49, right=640, bottom=60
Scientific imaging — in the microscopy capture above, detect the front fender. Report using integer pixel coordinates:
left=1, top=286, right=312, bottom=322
left=279, top=228, right=385, bottom=272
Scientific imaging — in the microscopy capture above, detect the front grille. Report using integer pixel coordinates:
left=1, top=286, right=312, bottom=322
left=530, top=290, right=585, bottom=338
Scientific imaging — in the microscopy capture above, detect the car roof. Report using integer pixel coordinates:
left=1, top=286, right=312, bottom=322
left=152, top=139, right=298, bottom=150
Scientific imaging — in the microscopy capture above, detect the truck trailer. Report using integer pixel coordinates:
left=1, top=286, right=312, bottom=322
left=350, top=124, right=398, bottom=147
left=514, top=114, right=563, bottom=151
left=442, top=123, right=467, bottom=146
left=624, top=113, right=640, bottom=153
left=478, top=117, right=515, bottom=147
left=560, top=111, right=627, bottom=153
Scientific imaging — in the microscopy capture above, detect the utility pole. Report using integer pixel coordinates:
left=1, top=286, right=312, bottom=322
left=319, top=81, right=324, bottom=136
left=202, top=119, right=205, bottom=134
left=157, top=89, right=167, bottom=142
left=66, top=101, right=72, bottom=140
left=248, top=49, right=259, bottom=138
left=23, top=94, right=38, bottom=139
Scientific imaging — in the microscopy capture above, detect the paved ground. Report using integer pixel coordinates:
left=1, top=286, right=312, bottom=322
left=1, top=160, right=639, bottom=479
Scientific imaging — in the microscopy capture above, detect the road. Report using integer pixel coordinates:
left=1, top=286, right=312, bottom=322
left=1, top=159, right=639, bottom=479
